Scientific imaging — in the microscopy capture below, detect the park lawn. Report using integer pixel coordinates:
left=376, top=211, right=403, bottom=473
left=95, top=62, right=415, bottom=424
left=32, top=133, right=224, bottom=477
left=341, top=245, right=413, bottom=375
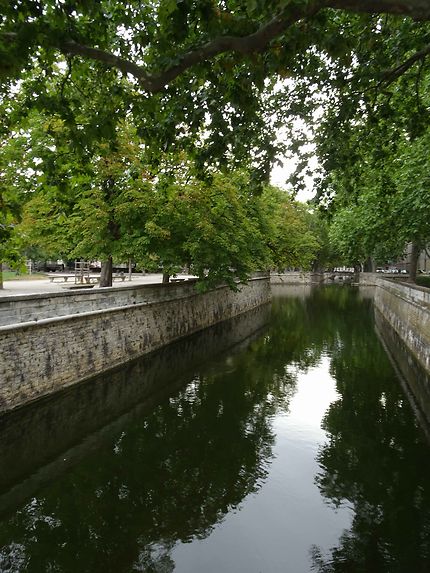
left=1, top=271, right=47, bottom=281
left=416, top=275, right=430, bottom=289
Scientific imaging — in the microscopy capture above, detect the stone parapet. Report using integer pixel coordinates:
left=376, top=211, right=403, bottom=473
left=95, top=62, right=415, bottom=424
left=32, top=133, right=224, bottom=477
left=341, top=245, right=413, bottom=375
left=270, top=272, right=324, bottom=285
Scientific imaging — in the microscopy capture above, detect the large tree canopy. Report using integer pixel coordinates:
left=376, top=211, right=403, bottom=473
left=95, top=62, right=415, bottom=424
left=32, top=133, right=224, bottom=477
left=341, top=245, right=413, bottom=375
left=2, top=0, right=430, bottom=92
left=2, top=0, right=430, bottom=179
left=2, top=0, right=430, bottom=287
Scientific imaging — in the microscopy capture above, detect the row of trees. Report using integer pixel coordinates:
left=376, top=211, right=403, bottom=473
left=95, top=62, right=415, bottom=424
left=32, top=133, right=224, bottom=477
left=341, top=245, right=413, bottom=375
left=303, top=10, right=430, bottom=281
left=1, top=109, right=325, bottom=288
left=314, top=62, right=430, bottom=280
left=1, top=2, right=430, bottom=285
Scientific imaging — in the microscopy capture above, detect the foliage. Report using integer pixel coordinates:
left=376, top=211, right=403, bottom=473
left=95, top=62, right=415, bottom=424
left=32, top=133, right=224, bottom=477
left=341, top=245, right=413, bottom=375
left=16, top=130, right=322, bottom=288
left=0, top=119, right=35, bottom=277
left=325, top=118, right=430, bottom=269
left=3, top=2, right=430, bottom=284
left=1, top=1, right=430, bottom=184
left=258, top=185, right=322, bottom=271
left=416, top=275, right=430, bottom=289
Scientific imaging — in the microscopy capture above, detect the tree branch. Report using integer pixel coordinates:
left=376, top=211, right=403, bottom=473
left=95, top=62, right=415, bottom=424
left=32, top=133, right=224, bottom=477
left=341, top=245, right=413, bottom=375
left=60, top=40, right=154, bottom=87
left=147, top=2, right=323, bottom=91
left=326, top=0, right=430, bottom=20
left=3, top=0, right=430, bottom=93
left=380, top=43, right=430, bottom=85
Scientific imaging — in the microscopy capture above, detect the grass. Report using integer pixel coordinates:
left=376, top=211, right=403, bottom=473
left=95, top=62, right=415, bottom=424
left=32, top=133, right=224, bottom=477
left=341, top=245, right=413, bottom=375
left=416, top=275, right=430, bottom=289
left=1, top=271, right=47, bottom=281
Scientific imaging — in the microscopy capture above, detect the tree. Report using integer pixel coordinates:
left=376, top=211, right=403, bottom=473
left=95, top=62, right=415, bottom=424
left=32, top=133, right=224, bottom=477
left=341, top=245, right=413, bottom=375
left=17, top=137, right=321, bottom=290
left=320, top=86, right=430, bottom=280
left=136, top=169, right=271, bottom=289
left=2, top=1, right=430, bottom=186
left=258, top=185, right=322, bottom=271
left=0, top=114, right=43, bottom=287
left=4, top=1, right=430, bottom=286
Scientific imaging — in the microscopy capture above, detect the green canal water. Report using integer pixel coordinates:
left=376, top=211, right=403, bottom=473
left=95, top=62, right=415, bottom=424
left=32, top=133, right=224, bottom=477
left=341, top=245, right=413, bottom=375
left=0, top=285, right=430, bottom=572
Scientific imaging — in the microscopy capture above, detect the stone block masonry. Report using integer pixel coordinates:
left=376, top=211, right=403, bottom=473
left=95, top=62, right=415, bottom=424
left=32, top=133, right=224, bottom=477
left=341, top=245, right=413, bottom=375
left=373, top=278, right=430, bottom=374
left=270, top=271, right=324, bottom=285
left=0, top=276, right=270, bottom=412
left=0, top=279, right=206, bottom=327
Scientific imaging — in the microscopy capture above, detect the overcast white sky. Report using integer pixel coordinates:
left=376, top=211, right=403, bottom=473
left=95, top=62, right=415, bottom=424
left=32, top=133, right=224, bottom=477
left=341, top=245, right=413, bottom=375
left=270, top=154, right=319, bottom=203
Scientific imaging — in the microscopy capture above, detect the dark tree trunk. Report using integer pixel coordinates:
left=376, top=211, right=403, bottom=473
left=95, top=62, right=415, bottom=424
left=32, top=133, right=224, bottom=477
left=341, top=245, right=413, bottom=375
left=363, top=257, right=375, bottom=272
left=0, top=263, right=3, bottom=290
left=100, top=257, right=113, bottom=287
left=162, top=272, right=170, bottom=284
left=409, top=242, right=420, bottom=284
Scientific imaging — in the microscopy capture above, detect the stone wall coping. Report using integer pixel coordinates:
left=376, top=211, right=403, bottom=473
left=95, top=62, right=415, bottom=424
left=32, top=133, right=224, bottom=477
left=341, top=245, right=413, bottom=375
left=382, top=277, right=430, bottom=295
left=0, top=300, right=151, bottom=333
left=0, top=278, right=196, bottom=304
left=0, top=274, right=268, bottom=305
left=0, top=275, right=270, bottom=332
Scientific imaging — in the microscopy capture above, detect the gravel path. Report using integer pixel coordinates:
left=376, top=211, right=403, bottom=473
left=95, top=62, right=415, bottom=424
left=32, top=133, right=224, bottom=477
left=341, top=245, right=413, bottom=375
left=0, top=273, right=195, bottom=298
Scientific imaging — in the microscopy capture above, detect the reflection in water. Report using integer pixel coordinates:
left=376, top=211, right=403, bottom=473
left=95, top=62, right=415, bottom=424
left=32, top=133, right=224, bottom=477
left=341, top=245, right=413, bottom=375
left=0, top=286, right=429, bottom=572
left=375, top=308, right=430, bottom=442
left=312, top=294, right=430, bottom=573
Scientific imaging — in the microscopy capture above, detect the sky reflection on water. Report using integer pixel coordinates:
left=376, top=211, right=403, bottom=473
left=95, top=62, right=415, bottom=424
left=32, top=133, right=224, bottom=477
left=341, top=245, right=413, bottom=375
left=172, top=356, right=352, bottom=573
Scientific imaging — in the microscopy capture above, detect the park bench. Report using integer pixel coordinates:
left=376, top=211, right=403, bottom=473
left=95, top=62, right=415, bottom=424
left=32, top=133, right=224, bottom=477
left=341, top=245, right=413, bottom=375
left=113, top=273, right=127, bottom=281
left=48, top=273, right=126, bottom=284
left=48, top=274, right=100, bottom=284
left=47, top=274, right=75, bottom=283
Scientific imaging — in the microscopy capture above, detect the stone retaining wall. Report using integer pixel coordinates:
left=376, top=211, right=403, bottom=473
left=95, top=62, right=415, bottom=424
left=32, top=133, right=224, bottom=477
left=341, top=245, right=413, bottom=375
left=372, top=277, right=430, bottom=373
left=375, top=309, right=430, bottom=441
left=0, top=276, right=270, bottom=412
left=0, top=279, right=201, bottom=327
left=0, top=304, right=269, bottom=505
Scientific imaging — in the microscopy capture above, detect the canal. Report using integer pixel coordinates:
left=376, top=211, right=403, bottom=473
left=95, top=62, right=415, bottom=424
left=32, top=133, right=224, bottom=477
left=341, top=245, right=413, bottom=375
left=0, top=285, right=429, bottom=572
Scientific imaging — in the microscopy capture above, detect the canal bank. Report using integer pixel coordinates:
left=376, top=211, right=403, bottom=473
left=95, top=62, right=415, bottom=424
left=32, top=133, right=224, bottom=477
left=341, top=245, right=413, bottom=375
left=1, top=272, right=429, bottom=414
left=0, top=275, right=270, bottom=412
left=359, top=273, right=430, bottom=374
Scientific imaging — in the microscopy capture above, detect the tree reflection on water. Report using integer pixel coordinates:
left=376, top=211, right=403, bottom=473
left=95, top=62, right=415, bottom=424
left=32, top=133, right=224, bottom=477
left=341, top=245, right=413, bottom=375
left=0, top=303, right=297, bottom=572
left=310, top=291, right=430, bottom=573
left=0, top=286, right=429, bottom=572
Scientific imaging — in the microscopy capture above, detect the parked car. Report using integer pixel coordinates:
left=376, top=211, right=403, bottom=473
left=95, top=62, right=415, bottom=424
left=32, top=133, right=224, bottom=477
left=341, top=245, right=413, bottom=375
left=32, top=260, right=65, bottom=272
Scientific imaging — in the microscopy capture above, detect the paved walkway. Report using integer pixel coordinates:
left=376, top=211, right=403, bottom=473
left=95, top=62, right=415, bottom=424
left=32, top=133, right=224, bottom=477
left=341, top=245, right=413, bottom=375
left=0, top=273, right=195, bottom=298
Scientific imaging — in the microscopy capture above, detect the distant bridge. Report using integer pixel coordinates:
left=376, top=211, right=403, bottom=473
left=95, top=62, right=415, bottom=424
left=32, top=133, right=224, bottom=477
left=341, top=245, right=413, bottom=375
left=324, top=270, right=357, bottom=282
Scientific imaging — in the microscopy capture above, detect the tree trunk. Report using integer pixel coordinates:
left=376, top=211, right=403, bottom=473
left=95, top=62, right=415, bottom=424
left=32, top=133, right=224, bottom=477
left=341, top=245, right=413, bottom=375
left=363, top=257, right=375, bottom=272
left=162, top=272, right=170, bottom=284
left=100, top=257, right=113, bottom=287
left=409, top=242, right=420, bottom=284
left=0, top=263, right=3, bottom=290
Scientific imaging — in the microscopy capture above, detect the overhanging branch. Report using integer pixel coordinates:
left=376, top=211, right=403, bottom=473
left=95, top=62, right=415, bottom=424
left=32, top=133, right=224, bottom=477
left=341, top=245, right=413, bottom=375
left=380, top=43, right=430, bottom=85
left=2, top=0, right=430, bottom=93
left=147, top=1, right=323, bottom=91
left=60, top=40, right=153, bottom=86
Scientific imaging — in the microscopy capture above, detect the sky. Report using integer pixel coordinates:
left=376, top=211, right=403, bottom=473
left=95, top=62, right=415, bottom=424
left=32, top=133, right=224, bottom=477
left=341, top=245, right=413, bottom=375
left=270, top=154, right=319, bottom=203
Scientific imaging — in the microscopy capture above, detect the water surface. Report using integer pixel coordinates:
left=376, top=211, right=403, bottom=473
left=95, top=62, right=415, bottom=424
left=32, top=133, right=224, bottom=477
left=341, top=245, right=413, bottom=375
left=1, top=285, right=429, bottom=572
